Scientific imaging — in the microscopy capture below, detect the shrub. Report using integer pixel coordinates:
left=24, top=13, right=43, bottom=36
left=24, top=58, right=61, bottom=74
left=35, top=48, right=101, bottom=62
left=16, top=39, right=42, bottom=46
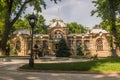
left=56, top=38, right=71, bottom=57
left=77, top=45, right=84, bottom=56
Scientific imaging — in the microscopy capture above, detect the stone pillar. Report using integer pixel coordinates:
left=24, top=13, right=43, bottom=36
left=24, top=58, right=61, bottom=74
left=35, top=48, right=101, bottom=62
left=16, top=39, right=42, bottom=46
left=81, top=35, right=85, bottom=55
left=82, top=37, right=84, bottom=50
left=48, top=40, right=54, bottom=55
left=89, top=34, right=96, bottom=56
left=73, top=35, right=77, bottom=55
left=89, top=34, right=93, bottom=51
left=23, top=38, right=28, bottom=56
left=0, top=50, right=2, bottom=56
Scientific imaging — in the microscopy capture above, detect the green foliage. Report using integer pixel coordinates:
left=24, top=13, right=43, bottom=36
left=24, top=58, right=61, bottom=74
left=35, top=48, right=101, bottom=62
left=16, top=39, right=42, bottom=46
left=91, top=0, right=120, bottom=48
left=0, top=0, right=60, bottom=53
left=91, top=0, right=120, bottom=20
left=11, top=47, right=17, bottom=56
left=35, top=14, right=48, bottom=34
left=13, top=14, right=48, bottom=34
left=14, top=18, right=30, bottom=30
left=0, top=19, right=4, bottom=39
left=91, top=0, right=120, bottom=31
left=100, top=20, right=111, bottom=31
left=20, top=58, right=120, bottom=72
left=0, top=0, right=60, bottom=17
left=56, top=38, right=71, bottom=57
left=100, top=19, right=120, bottom=47
left=114, top=19, right=120, bottom=47
left=77, top=45, right=83, bottom=56
left=66, top=22, right=88, bottom=34
left=50, top=19, right=57, bottom=23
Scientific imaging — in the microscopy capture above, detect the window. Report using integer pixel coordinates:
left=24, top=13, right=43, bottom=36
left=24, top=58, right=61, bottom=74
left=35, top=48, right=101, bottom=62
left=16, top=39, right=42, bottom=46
left=43, top=40, right=48, bottom=49
left=76, top=40, right=82, bottom=46
left=84, top=40, right=90, bottom=50
left=96, top=38, right=103, bottom=51
left=68, top=40, right=73, bottom=48
left=27, top=41, right=31, bottom=50
left=53, top=30, right=63, bottom=41
left=16, top=40, right=21, bottom=52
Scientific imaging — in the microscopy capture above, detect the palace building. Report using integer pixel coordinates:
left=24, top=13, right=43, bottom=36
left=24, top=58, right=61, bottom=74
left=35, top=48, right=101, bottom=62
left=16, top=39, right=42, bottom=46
left=10, top=19, right=120, bottom=57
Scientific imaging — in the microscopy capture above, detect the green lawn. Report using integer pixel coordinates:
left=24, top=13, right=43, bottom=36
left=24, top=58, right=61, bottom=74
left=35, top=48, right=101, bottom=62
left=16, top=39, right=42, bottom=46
left=20, top=57, right=120, bottom=72
left=0, top=56, right=5, bottom=58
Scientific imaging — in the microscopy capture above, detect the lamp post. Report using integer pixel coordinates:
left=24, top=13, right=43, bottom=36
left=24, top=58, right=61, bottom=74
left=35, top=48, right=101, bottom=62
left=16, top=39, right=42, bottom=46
left=99, top=31, right=103, bottom=37
left=81, top=34, right=85, bottom=55
left=28, top=13, right=38, bottom=67
left=82, top=34, right=85, bottom=48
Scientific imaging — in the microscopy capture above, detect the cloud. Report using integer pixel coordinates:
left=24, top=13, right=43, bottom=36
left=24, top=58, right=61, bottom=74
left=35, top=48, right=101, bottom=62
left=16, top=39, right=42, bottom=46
left=26, top=0, right=102, bottom=28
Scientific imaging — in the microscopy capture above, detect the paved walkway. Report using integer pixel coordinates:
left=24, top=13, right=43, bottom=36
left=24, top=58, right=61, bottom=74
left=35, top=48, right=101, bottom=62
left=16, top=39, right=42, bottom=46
left=0, top=58, right=120, bottom=80
left=0, top=57, right=90, bottom=71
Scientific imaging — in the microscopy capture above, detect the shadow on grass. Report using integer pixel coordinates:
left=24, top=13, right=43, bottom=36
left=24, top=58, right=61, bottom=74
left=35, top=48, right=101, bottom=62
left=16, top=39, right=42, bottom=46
left=20, top=57, right=120, bottom=72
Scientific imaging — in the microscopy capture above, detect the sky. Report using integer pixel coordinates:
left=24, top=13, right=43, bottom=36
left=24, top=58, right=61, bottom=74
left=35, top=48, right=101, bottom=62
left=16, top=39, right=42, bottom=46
left=26, top=0, right=102, bottom=28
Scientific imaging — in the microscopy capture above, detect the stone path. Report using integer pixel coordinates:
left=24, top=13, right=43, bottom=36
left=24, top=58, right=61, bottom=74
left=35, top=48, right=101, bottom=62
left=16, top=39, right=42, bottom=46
left=0, top=58, right=90, bottom=71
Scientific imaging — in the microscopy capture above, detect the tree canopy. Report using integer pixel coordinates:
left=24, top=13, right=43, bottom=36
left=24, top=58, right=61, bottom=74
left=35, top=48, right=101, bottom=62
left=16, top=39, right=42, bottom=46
left=35, top=14, right=48, bottom=34
left=13, top=14, right=48, bottom=34
left=66, top=22, right=89, bottom=34
left=91, top=0, right=120, bottom=36
left=91, top=0, right=120, bottom=56
left=0, top=0, right=60, bottom=55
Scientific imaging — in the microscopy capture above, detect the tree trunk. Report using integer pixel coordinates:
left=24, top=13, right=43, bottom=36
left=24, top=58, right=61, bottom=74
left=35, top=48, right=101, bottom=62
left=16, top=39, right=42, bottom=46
left=0, top=0, right=32, bottom=55
left=0, top=22, right=12, bottom=55
left=108, top=0, right=117, bottom=56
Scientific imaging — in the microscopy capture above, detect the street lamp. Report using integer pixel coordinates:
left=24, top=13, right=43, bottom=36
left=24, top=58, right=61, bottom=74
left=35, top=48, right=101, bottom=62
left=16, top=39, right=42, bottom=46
left=28, top=13, right=38, bottom=67
left=81, top=34, right=85, bottom=55
left=99, top=31, right=103, bottom=37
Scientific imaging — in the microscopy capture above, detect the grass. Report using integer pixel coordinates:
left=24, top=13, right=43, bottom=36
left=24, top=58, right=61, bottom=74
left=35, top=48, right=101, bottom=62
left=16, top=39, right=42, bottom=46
left=20, top=57, right=120, bottom=72
left=0, top=56, right=5, bottom=58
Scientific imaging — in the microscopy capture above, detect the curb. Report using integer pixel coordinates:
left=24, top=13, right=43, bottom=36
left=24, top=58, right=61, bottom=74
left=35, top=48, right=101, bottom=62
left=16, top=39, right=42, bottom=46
left=18, top=69, right=120, bottom=74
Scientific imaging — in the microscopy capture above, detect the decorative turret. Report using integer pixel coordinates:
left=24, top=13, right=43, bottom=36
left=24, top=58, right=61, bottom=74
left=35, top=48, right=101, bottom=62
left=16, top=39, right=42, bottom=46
left=48, top=19, right=68, bottom=40
left=49, top=19, right=66, bottom=28
left=90, top=29, right=108, bottom=34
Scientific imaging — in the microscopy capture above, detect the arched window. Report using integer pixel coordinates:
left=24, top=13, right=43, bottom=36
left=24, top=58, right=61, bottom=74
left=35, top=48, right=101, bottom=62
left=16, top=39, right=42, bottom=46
left=16, top=40, right=21, bottom=52
left=84, top=40, right=90, bottom=50
left=68, top=40, right=73, bottom=48
left=54, top=30, right=63, bottom=39
left=96, top=38, right=103, bottom=51
left=76, top=40, right=82, bottom=46
left=27, top=41, right=31, bottom=50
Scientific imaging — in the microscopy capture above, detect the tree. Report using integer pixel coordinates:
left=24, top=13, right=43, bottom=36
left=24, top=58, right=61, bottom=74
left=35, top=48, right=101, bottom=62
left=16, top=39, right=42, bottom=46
left=13, top=14, right=48, bottom=34
left=91, top=0, right=120, bottom=55
left=0, top=19, right=4, bottom=39
left=113, top=19, right=120, bottom=47
left=35, top=14, right=48, bottom=34
left=77, top=45, right=83, bottom=56
left=14, top=18, right=30, bottom=30
left=66, top=22, right=89, bottom=34
left=91, top=0, right=120, bottom=37
left=0, top=0, right=60, bottom=55
left=50, top=19, right=57, bottom=23
left=56, top=38, right=71, bottom=57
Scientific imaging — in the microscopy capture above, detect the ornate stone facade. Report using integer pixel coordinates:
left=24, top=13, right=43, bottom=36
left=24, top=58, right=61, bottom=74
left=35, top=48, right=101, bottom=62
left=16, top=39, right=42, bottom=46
left=10, top=20, right=120, bottom=57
